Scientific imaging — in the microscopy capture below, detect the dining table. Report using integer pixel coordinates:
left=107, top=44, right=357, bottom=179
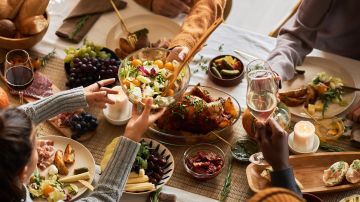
left=1, top=0, right=360, bottom=201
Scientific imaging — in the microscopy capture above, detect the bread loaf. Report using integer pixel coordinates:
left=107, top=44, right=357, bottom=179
left=0, top=0, right=25, bottom=19
left=15, top=0, right=49, bottom=27
left=18, top=15, right=48, bottom=35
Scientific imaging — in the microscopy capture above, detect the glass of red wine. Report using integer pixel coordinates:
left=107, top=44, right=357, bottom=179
left=246, top=69, right=277, bottom=165
left=4, top=49, right=34, bottom=104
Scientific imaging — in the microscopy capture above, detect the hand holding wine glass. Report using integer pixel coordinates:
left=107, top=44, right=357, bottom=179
left=4, top=49, right=34, bottom=104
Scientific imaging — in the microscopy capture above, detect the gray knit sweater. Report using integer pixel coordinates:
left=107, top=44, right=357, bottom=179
left=20, top=87, right=140, bottom=202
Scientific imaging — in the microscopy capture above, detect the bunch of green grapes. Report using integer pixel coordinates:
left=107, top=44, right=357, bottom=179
left=64, top=40, right=111, bottom=63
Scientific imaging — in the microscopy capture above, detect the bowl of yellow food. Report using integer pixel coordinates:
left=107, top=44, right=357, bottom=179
left=315, top=118, right=345, bottom=142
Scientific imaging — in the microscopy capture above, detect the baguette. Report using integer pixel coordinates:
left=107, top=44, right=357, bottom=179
left=15, top=0, right=49, bottom=25
left=18, top=15, right=48, bottom=35
left=54, top=150, right=69, bottom=175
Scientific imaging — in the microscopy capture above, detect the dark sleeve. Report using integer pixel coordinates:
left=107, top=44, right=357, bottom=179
left=270, top=167, right=302, bottom=196
left=266, top=0, right=333, bottom=81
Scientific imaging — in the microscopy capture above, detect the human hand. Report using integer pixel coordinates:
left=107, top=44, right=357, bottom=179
left=347, top=102, right=360, bottom=123
left=124, top=98, right=166, bottom=142
left=84, top=79, right=118, bottom=108
left=256, top=118, right=289, bottom=171
left=152, top=0, right=191, bottom=18
left=167, top=46, right=189, bottom=62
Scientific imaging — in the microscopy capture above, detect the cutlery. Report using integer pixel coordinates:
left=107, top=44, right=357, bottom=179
left=342, top=85, right=360, bottom=92
left=211, top=131, right=234, bottom=149
left=233, top=50, right=305, bottom=75
left=163, top=17, right=224, bottom=95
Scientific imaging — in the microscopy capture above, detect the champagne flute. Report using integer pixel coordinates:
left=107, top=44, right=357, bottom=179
left=247, top=69, right=277, bottom=165
left=4, top=49, right=34, bottom=104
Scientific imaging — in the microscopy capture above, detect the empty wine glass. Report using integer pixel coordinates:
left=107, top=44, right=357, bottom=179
left=247, top=69, right=277, bottom=166
left=4, top=49, right=34, bottom=104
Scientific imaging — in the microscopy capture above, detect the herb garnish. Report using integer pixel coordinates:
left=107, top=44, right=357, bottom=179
left=219, top=157, right=233, bottom=202
left=319, top=88, right=343, bottom=116
left=70, top=15, right=90, bottom=39
left=149, top=187, right=162, bottom=202
left=320, top=142, right=345, bottom=152
left=218, top=43, right=224, bottom=52
left=40, top=49, right=56, bottom=68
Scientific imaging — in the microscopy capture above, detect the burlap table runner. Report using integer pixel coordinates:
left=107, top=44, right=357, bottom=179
left=1, top=49, right=359, bottom=202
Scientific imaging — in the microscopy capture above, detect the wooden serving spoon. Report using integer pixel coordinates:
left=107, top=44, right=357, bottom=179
left=162, top=17, right=224, bottom=96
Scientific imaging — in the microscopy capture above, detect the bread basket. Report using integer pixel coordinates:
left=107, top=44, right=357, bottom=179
left=0, top=11, right=49, bottom=49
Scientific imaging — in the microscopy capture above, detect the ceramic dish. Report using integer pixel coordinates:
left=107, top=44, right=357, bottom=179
left=231, top=138, right=258, bottom=162
left=100, top=138, right=174, bottom=195
left=33, top=136, right=96, bottom=202
left=208, top=55, right=244, bottom=87
left=148, top=85, right=241, bottom=146
left=246, top=152, right=360, bottom=194
left=106, top=14, right=180, bottom=51
left=288, top=132, right=320, bottom=154
left=281, top=57, right=356, bottom=119
left=315, top=118, right=345, bottom=142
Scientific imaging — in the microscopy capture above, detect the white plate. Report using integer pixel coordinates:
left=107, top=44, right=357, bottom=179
left=33, top=136, right=96, bottom=201
left=280, top=57, right=356, bottom=119
left=288, top=132, right=320, bottom=154
left=106, top=14, right=180, bottom=50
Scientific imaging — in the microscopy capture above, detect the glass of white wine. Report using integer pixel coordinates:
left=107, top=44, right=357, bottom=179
left=246, top=69, right=277, bottom=165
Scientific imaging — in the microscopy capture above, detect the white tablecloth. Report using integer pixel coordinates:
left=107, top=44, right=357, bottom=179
left=34, top=0, right=360, bottom=201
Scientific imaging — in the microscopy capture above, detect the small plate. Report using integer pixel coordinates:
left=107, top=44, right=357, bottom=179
left=288, top=132, right=320, bottom=154
left=103, top=101, right=132, bottom=126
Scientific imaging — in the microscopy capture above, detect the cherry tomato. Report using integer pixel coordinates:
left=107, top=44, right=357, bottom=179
left=154, top=60, right=164, bottom=68
left=164, top=62, right=174, bottom=71
left=132, top=79, right=141, bottom=87
left=122, top=80, right=130, bottom=88
left=131, top=59, right=142, bottom=67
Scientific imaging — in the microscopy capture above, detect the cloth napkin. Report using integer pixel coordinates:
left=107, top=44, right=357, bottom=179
left=56, top=0, right=127, bottom=43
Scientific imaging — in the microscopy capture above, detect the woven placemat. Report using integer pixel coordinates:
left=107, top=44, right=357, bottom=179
left=1, top=48, right=359, bottom=202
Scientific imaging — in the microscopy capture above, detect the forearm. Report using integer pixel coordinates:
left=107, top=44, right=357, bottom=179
left=270, top=167, right=302, bottom=196
left=169, top=0, right=226, bottom=49
left=77, top=137, right=140, bottom=202
left=18, top=87, right=87, bottom=124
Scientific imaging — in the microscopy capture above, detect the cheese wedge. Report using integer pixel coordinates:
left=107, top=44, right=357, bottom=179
left=126, top=175, right=149, bottom=184
left=129, top=169, right=145, bottom=178
left=59, top=172, right=90, bottom=183
left=125, top=182, right=155, bottom=192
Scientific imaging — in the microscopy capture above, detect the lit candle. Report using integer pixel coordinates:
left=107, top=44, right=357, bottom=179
left=293, top=121, right=315, bottom=152
left=107, top=86, right=127, bottom=119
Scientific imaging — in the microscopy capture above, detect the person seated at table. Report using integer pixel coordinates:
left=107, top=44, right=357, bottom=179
left=267, top=0, right=360, bottom=123
left=255, top=118, right=302, bottom=197
left=0, top=78, right=165, bottom=202
left=134, top=0, right=226, bottom=61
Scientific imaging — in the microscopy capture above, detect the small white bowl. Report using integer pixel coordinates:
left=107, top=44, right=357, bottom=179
left=288, top=132, right=320, bottom=154
left=103, top=102, right=132, bottom=126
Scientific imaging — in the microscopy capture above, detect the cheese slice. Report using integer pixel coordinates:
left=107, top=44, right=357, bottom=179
left=59, top=172, right=90, bottom=183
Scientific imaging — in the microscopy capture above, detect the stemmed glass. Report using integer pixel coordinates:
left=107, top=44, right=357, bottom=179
left=246, top=64, right=278, bottom=165
left=4, top=49, right=34, bottom=104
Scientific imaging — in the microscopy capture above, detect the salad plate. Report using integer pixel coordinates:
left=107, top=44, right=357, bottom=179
left=31, top=136, right=95, bottom=201
left=280, top=57, right=356, bottom=119
left=106, top=14, right=180, bottom=51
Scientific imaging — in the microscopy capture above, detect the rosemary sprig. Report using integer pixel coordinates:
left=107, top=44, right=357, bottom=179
left=40, top=49, right=56, bottom=68
left=320, top=142, right=346, bottom=152
left=218, top=43, right=224, bottom=52
left=219, top=157, right=233, bottom=202
left=150, top=187, right=162, bottom=202
left=70, top=15, right=90, bottom=39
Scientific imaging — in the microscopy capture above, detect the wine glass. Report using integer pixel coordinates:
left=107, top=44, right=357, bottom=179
left=246, top=69, right=277, bottom=165
left=4, top=49, right=34, bottom=104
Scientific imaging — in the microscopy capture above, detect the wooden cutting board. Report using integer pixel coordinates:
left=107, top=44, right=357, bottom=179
left=246, top=152, right=360, bottom=194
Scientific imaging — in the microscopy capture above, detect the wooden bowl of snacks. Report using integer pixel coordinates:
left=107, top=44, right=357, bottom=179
left=208, top=55, right=244, bottom=87
left=0, top=12, right=49, bottom=49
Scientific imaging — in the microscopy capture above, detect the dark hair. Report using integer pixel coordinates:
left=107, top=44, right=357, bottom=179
left=0, top=108, right=33, bottom=202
